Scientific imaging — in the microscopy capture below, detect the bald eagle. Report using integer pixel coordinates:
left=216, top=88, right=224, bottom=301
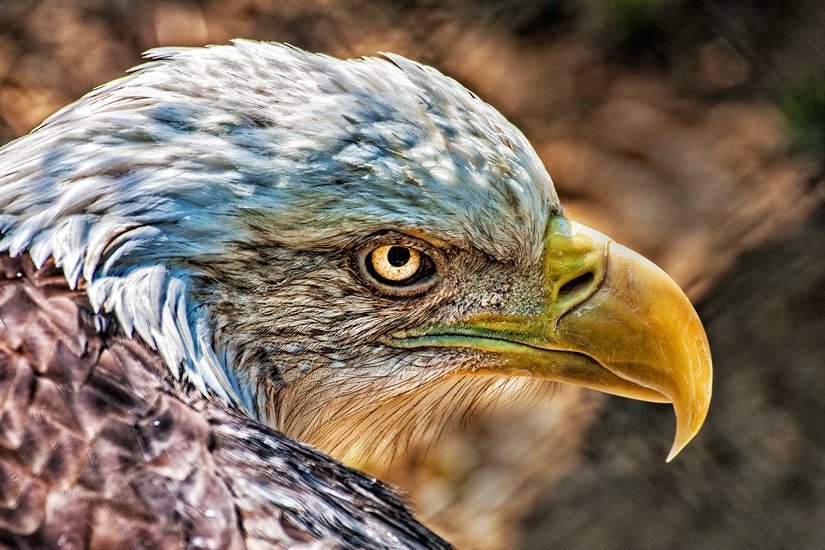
left=0, top=41, right=711, bottom=548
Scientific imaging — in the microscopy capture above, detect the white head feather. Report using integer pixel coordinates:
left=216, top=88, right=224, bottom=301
left=0, top=41, right=558, bottom=421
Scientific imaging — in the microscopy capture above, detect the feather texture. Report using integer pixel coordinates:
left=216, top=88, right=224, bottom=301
left=0, top=42, right=572, bottom=546
left=0, top=42, right=559, bottom=421
left=0, top=252, right=449, bottom=549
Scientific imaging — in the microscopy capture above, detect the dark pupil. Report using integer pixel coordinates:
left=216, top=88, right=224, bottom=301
left=387, top=246, right=411, bottom=267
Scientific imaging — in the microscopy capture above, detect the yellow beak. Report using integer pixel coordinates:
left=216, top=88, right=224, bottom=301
left=388, top=217, right=712, bottom=461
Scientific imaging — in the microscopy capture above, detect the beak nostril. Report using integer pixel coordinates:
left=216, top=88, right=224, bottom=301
left=558, top=272, right=595, bottom=298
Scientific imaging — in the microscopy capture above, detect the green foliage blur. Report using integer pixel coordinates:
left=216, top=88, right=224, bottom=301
left=782, top=72, right=825, bottom=162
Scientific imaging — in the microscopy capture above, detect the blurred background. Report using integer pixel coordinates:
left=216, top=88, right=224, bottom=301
left=1, top=1, right=824, bottom=548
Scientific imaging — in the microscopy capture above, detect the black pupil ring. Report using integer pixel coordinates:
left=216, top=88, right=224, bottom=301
left=387, top=246, right=411, bottom=267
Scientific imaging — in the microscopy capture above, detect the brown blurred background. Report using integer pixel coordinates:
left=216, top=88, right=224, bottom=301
left=2, top=1, right=825, bottom=548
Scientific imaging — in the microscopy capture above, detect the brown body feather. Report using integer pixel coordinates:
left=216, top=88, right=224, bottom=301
left=0, top=252, right=450, bottom=549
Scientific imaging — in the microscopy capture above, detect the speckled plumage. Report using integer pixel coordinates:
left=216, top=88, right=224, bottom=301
left=0, top=253, right=449, bottom=549
left=0, top=41, right=558, bottom=431
left=0, top=41, right=566, bottom=547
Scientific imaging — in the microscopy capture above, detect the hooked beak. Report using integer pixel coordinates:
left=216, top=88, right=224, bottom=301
left=387, top=217, right=712, bottom=461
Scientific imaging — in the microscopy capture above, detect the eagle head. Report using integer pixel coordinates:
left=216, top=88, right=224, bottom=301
left=0, top=40, right=711, bottom=462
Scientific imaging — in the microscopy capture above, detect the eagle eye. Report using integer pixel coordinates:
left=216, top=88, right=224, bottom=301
left=355, top=238, right=438, bottom=297
left=371, top=245, right=420, bottom=281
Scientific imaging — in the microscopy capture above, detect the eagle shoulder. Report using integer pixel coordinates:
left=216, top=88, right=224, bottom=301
left=0, top=252, right=449, bottom=549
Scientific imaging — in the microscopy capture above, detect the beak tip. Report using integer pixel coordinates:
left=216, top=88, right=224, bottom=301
left=666, top=430, right=695, bottom=462
left=665, top=442, right=683, bottom=463
left=665, top=397, right=711, bottom=462
left=665, top=422, right=695, bottom=462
